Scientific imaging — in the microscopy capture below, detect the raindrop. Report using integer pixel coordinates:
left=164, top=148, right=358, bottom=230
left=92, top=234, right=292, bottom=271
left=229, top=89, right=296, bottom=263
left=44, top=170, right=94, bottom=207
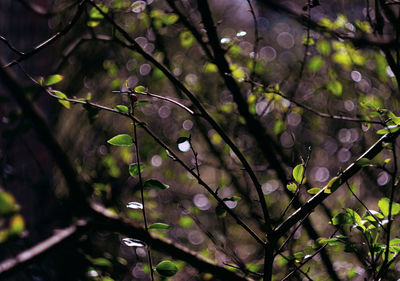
left=131, top=1, right=146, bottom=13
left=225, top=200, right=238, bottom=209
left=312, top=167, right=330, bottom=182
left=158, top=105, right=171, bottom=119
left=126, top=202, right=143, bottom=209
left=220, top=38, right=231, bottom=44
left=236, top=30, right=247, bottom=37
left=193, top=194, right=210, bottom=210
left=377, top=171, right=389, bottom=186
left=344, top=100, right=354, bottom=111
left=276, top=32, right=294, bottom=49
left=262, top=179, right=279, bottom=194
left=260, top=46, right=276, bottom=61
left=351, top=71, right=362, bottom=82
left=178, top=140, right=191, bottom=152
left=188, top=231, right=204, bottom=245
left=337, top=148, right=351, bottom=163
left=122, top=238, right=145, bottom=247
left=139, top=64, right=151, bottom=76
left=287, top=112, right=301, bottom=126
left=151, top=155, right=162, bottom=167
left=183, top=120, right=193, bottom=130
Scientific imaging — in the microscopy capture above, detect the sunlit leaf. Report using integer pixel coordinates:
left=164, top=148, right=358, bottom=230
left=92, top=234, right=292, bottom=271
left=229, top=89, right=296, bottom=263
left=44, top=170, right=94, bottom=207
left=44, top=74, right=64, bottom=86
left=0, top=192, right=19, bottom=216
left=178, top=216, right=194, bottom=228
left=180, top=31, right=195, bottom=48
left=134, top=85, right=146, bottom=93
left=316, top=40, right=331, bottom=56
left=286, top=182, right=297, bottom=193
left=293, top=164, right=304, bottom=184
left=114, top=105, right=129, bottom=112
left=326, top=81, right=342, bottom=96
left=107, top=134, right=133, bottom=146
left=308, top=56, right=324, bottom=72
left=53, top=91, right=70, bottom=109
left=307, top=188, right=321, bottom=194
left=378, top=197, right=400, bottom=216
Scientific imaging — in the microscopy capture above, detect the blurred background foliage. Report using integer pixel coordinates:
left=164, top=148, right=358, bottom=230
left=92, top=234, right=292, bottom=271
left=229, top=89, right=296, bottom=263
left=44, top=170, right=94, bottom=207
left=0, top=0, right=400, bottom=280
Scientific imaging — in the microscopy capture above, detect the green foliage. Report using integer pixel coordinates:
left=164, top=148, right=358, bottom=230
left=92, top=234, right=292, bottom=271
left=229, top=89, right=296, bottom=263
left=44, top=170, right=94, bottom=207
left=128, top=163, right=144, bottom=178
left=144, top=179, right=169, bottom=190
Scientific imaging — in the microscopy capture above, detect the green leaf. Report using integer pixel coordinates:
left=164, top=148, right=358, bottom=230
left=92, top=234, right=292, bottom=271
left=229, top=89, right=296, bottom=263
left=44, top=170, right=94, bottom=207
left=307, top=188, right=321, bottom=194
left=144, top=179, right=169, bottom=190
left=316, top=40, right=331, bottom=56
left=326, top=81, right=343, bottom=96
left=180, top=30, right=195, bottom=48
left=378, top=197, right=400, bottom=216
left=377, top=126, right=400, bottom=135
left=308, top=56, right=324, bottom=72
left=293, top=164, right=304, bottom=184
left=44, top=74, right=64, bottom=86
left=326, top=176, right=342, bottom=193
left=107, top=134, right=133, bottom=146
left=331, top=213, right=353, bottom=225
left=356, top=158, right=371, bottom=167
left=53, top=90, right=70, bottom=109
left=273, top=120, right=286, bottom=135
left=149, top=223, right=171, bottom=230
left=155, top=260, right=178, bottom=277
left=114, top=105, right=129, bottom=112
left=178, top=216, right=194, bottom=228
left=93, top=258, right=112, bottom=267
left=0, top=192, right=19, bottom=216
left=134, top=85, right=146, bottom=93
left=128, top=163, right=144, bottom=178
left=89, top=5, right=108, bottom=19
left=287, top=182, right=297, bottom=193
left=9, top=214, right=25, bottom=236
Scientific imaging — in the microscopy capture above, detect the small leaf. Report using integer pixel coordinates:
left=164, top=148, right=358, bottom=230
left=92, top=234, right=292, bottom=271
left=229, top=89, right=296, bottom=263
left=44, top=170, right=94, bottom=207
left=149, top=223, right=171, bottom=230
left=53, top=90, right=70, bottom=109
left=155, top=260, right=178, bottom=277
left=0, top=192, right=19, bottom=216
left=93, top=258, right=112, bottom=267
left=331, top=213, right=353, bottom=225
left=107, top=134, right=133, bottom=146
left=273, top=120, right=286, bottom=135
left=128, top=163, right=144, bottom=178
left=293, top=164, right=305, bottom=184
left=286, top=182, right=297, bottom=193
left=326, top=176, right=342, bottom=193
left=9, top=214, right=24, bottom=236
left=356, top=158, right=371, bottom=167
left=308, top=56, right=324, bottom=72
left=307, top=188, right=321, bottom=194
left=134, top=85, right=146, bottom=93
left=126, top=202, right=143, bottom=209
left=114, top=105, right=129, bottom=112
left=377, top=125, right=400, bottom=135
left=44, top=74, right=64, bottom=86
left=378, top=197, right=400, bottom=216
left=144, top=179, right=169, bottom=190
left=326, top=81, right=343, bottom=96
left=178, top=216, right=194, bottom=228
